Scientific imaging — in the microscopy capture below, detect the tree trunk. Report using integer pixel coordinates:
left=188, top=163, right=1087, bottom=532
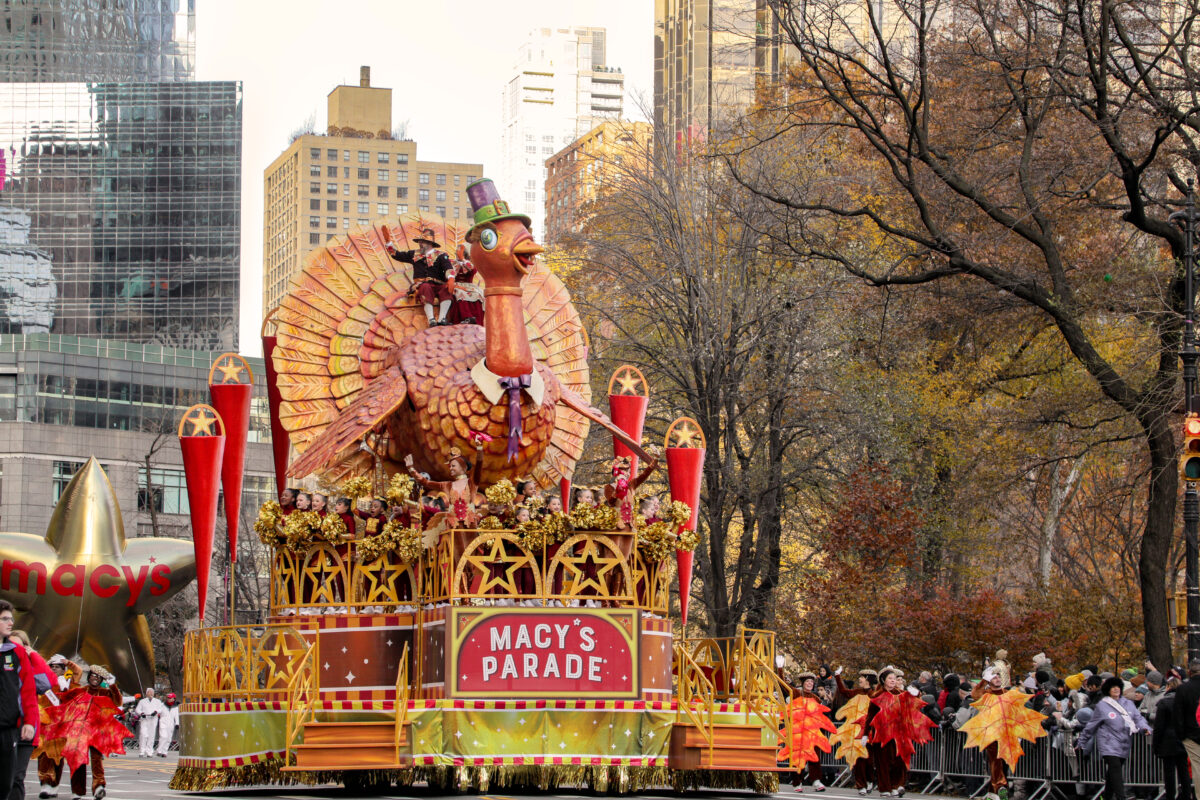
left=1038, top=458, right=1083, bottom=588
left=1142, top=418, right=1177, bottom=670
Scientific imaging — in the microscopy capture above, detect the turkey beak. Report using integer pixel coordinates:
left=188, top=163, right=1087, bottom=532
left=511, top=235, right=543, bottom=275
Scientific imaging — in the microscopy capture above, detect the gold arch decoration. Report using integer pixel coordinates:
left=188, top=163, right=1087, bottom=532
left=178, top=403, right=225, bottom=438
left=608, top=364, right=649, bottom=397
left=208, top=352, right=253, bottom=385
left=452, top=531, right=542, bottom=599
left=548, top=533, right=634, bottom=605
left=665, top=416, right=704, bottom=450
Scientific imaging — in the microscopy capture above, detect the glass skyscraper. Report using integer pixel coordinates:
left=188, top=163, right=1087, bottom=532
left=0, top=0, right=242, bottom=350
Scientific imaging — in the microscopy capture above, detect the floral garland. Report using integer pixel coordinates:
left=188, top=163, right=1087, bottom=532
left=339, top=476, right=372, bottom=500
left=254, top=501, right=284, bottom=545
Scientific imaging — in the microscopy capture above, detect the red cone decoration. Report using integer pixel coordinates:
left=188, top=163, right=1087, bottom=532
left=560, top=477, right=572, bottom=512
left=208, top=354, right=252, bottom=563
left=178, top=404, right=226, bottom=624
left=665, top=416, right=705, bottom=629
left=608, top=366, right=649, bottom=474
left=261, top=314, right=290, bottom=497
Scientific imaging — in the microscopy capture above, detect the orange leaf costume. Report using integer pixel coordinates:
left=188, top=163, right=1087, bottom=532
left=40, top=685, right=127, bottom=771
left=831, top=693, right=871, bottom=765
left=959, top=687, right=1048, bottom=769
left=777, top=694, right=838, bottom=764
left=869, top=690, right=936, bottom=766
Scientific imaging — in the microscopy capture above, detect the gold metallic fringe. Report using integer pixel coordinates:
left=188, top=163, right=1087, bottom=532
left=171, top=761, right=777, bottom=795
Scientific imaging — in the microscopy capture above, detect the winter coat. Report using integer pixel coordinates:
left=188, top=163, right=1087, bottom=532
left=1152, top=691, right=1186, bottom=758
left=1173, top=676, right=1200, bottom=743
left=1077, top=696, right=1151, bottom=759
left=1140, top=685, right=1166, bottom=722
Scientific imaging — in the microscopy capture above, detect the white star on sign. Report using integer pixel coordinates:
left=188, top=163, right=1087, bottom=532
left=323, top=662, right=330, bottom=670
left=341, top=646, right=347, bottom=654
left=519, top=718, right=526, bottom=724
left=625, top=729, right=632, bottom=736
left=387, top=639, right=393, bottom=646
left=223, top=731, right=229, bottom=738
left=559, top=742, right=566, bottom=749
left=345, top=670, right=356, bottom=683
left=647, top=731, right=655, bottom=738
left=573, top=618, right=581, bottom=625
left=363, top=658, right=369, bottom=664
left=455, top=731, right=463, bottom=739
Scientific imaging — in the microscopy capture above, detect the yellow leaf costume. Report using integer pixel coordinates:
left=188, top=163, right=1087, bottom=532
left=831, top=693, right=871, bottom=765
left=777, top=694, right=838, bottom=765
left=959, top=687, right=1048, bottom=769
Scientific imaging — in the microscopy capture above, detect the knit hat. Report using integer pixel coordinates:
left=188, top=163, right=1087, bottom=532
left=48, top=654, right=68, bottom=666
left=1147, top=670, right=1164, bottom=685
left=1064, top=673, right=1085, bottom=691
left=1122, top=668, right=1138, bottom=679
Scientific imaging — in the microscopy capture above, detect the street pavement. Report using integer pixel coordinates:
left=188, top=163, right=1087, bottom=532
left=23, top=755, right=960, bottom=800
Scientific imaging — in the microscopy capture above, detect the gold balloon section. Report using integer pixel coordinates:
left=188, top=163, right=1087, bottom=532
left=0, top=458, right=196, bottom=692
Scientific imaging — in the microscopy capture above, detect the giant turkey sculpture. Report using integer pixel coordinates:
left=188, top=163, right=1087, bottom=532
left=279, top=180, right=648, bottom=485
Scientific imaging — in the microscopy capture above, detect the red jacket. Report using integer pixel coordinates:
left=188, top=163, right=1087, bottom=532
left=0, top=642, right=39, bottom=740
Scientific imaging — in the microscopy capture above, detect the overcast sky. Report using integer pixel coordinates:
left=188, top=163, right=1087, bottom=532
left=194, top=0, right=653, bottom=356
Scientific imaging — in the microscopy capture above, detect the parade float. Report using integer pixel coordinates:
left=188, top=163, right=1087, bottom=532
left=171, top=181, right=792, bottom=794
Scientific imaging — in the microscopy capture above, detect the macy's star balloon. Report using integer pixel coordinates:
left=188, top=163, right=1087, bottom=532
left=0, top=457, right=195, bottom=691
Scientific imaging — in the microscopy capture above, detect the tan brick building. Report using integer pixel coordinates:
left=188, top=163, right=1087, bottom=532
left=262, top=67, right=483, bottom=316
left=544, top=120, right=652, bottom=246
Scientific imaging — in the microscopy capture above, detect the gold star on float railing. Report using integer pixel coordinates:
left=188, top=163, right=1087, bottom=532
left=671, top=422, right=700, bottom=449
left=214, top=357, right=246, bottom=384
left=0, top=458, right=195, bottom=693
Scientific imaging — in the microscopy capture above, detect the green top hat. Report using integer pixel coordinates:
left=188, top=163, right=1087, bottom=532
left=466, top=178, right=531, bottom=232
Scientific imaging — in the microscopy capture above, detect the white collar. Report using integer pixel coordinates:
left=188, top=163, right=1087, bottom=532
left=470, top=358, right=545, bottom=406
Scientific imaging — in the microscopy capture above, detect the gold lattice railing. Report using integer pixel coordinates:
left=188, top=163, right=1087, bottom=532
left=285, top=641, right=318, bottom=757
left=673, top=639, right=716, bottom=762
left=736, top=628, right=792, bottom=766
left=270, top=529, right=673, bottom=615
left=394, top=642, right=410, bottom=765
left=182, top=624, right=316, bottom=703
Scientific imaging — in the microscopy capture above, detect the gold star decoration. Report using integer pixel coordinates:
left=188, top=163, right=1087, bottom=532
left=666, top=416, right=705, bottom=449
left=556, top=535, right=626, bottom=598
left=0, top=458, right=195, bottom=692
left=608, top=365, right=648, bottom=397
left=257, top=629, right=311, bottom=690
left=209, top=352, right=252, bottom=385
left=457, top=534, right=540, bottom=597
left=179, top=404, right=223, bottom=438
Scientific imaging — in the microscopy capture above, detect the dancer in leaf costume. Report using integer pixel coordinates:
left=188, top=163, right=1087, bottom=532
left=39, top=665, right=126, bottom=800
left=833, top=668, right=879, bottom=795
left=779, top=672, right=837, bottom=792
left=960, top=667, right=1049, bottom=800
left=866, top=667, right=936, bottom=797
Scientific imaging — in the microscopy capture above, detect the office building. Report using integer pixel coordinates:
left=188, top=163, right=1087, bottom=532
left=263, top=67, right=482, bottom=315
left=500, top=27, right=625, bottom=237
left=544, top=120, right=652, bottom=246
left=654, top=0, right=791, bottom=146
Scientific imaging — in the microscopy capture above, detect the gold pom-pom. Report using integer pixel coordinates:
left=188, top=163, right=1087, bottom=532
left=518, top=519, right=550, bottom=551
left=358, top=519, right=424, bottom=565
left=319, top=512, right=348, bottom=542
left=666, top=500, right=692, bottom=526
left=385, top=473, right=414, bottom=504
left=478, top=515, right=504, bottom=530
left=254, top=501, right=284, bottom=545
left=677, top=527, right=700, bottom=552
left=637, top=520, right=675, bottom=561
left=394, top=524, right=423, bottom=565
left=485, top=479, right=517, bottom=505
left=568, top=502, right=619, bottom=531
left=340, top=476, right=372, bottom=500
left=283, top=510, right=322, bottom=551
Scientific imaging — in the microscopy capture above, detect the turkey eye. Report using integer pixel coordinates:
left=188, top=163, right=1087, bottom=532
left=479, top=228, right=498, bottom=250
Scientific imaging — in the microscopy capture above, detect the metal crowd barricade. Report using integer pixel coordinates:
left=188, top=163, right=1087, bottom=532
left=818, top=741, right=851, bottom=786
left=910, top=736, right=942, bottom=794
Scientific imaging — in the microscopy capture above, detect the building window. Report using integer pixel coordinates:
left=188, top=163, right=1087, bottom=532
left=342, top=166, right=350, bottom=178
left=397, top=170, right=408, bottom=182
left=419, top=189, right=430, bottom=202
left=327, top=200, right=337, bottom=211
left=436, top=206, right=445, bottom=216
left=358, top=151, right=369, bottom=163
left=377, top=169, right=389, bottom=181
left=343, top=184, right=350, bottom=195
left=397, top=187, right=408, bottom=199
left=525, top=191, right=536, bottom=203
left=397, top=153, right=409, bottom=164
left=467, top=175, right=477, bottom=183
left=397, top=204, right=409, bottom=213
left=326, top=217, right=337, bottom=229
left=343, top=150, right=350, bottom=161
left=420, top=205, right=429, bottom=212
left=137, top=467, right=189, bottom=515
left=326, top=182, right=337, bottom=194
left=377, top=203, right=389, bottom=215
left=52, top=461, right=86, bottom=503
left=327, top=148, right=338, bottom=159
left=436, top=190, right=446, bottom=202
left=310, top=181, right=320, bottom=193
left=525, top=145, right=536, bottom=154
left=454, top=175, right=461, bottom=186
left=309, top=233, right=321, bottom=245
left=343, top=201, right=350, bottom=212
left=357, top=168, right=370, bottom=180
left=309, top=199, right=321, bottom=210
left=377, top=185, right=389, bottom=198
left=357, top=218, right=369, bottom=226
left=453, top=207, right=460, bottom=218
left=310, top=148, right=321, bottom=159
left=343, top=218, right=350, bottom=229
left=436, top=174, right=446, bottom=186
left=419, top=173, right=429, bottom=184
left=454, top=191, right=460, bottom=203
left=309, top=165, right=321, bottom=176
left=309, top=215, right=320, bottom=228
left=327, top=166, right=338, bottom=177
left=357, top=202, right=369, bottom=214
